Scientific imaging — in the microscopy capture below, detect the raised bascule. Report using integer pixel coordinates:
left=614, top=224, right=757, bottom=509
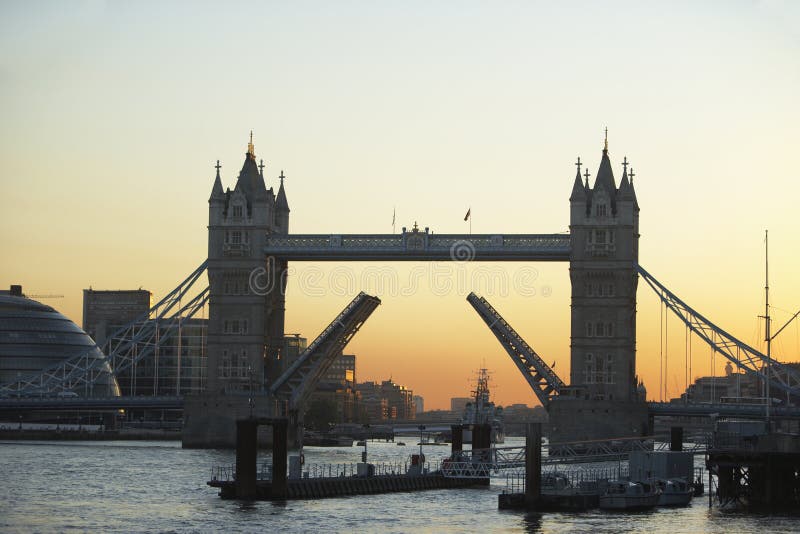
left=5, top=132, right=799, bottom=449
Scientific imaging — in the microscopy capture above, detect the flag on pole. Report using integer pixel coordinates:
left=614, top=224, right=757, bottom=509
left=392, top=207, right=396, bottom=227
left=464, top=208, right=471, bottom=221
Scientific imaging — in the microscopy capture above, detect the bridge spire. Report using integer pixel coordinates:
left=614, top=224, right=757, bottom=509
left=276, top=170, right=289, bottom=213
left=209, top=160, right=224, bottom=201
left=570, top=157, right=586, bottom=201
left=247, top=130, right=255, bottom=159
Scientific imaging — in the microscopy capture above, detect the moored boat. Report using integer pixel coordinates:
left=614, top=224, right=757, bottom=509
left=651, top=478, right=693, bottom=506
left=599, top=480, right=660, bottom=510
left=462, top=368, right=505, bottom=444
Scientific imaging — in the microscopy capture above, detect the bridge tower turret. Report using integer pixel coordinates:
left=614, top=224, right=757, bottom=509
left=185, top=134, right=291, bottom=448
left=549, top=136, right=648, bottom=443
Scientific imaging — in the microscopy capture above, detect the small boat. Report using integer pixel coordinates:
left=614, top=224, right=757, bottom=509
left=651, top=478, right=693, bottom=507
left=599, top=480, right=660, bottom=510
left=396, top=442, right=406, bottom=446
left=356, top=440, right=366, bottom=446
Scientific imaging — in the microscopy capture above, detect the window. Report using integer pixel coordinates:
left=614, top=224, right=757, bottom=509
left=595, top=322, right=604, bottom=337
left=586, top=322, right=593, bottom=337
left=607, top=322, right=614, bottom=337
left=597, top=204, right=607, bottom=217
left=594, top=229, right=607, bottom=244
left=233, top=205, right=243, bottom=218
left=231, top=231, right=242, bottom=245
left=606, top=283, right=615, bottom=296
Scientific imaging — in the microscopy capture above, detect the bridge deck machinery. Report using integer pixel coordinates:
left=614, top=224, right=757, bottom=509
left=264, top=233, right=571, bottom=261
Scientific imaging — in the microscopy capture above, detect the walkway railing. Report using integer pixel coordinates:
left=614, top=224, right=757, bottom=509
left=210, top=459, right=443, bottom=482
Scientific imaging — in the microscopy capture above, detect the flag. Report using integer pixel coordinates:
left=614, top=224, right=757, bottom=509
left=392, top=207, right=395, bottom=227
left=464, top=208, right=471, bottom=221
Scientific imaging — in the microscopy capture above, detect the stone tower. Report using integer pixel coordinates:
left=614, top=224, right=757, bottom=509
left=548, top=138, right=649, bottom=443
left=184, top=135, right=290, bottom=447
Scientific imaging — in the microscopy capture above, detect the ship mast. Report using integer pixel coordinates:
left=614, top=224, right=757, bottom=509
left=762, top=230, right=771, bottom=426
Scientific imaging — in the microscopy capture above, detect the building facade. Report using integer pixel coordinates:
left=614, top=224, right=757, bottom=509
left=82, top=289, right=151, bottom=346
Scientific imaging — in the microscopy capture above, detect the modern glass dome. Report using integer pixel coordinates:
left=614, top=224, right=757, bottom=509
left=0, top=290, right=120, bottom=396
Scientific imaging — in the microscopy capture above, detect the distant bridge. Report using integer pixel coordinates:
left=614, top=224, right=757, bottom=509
left=647, top=401, right=800, bottom=419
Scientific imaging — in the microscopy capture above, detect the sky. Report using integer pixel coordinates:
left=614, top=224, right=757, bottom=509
left=1, top=1, right=799, bottom=410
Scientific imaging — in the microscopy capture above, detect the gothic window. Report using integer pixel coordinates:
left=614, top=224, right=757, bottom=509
left=597, top=204, right=607, bottom=217
left=595, top=322, right=604, bottom=337
left=607, top=322, right=614, bottom=337
left=220, top=350, right=230, bottom=378
left=606, top=355, right=615, bottom=383
left=231, top=231, right=242, bottom=245
left=233, top=205, right=243, bottom=218
left=596, top=355, right=605, bottom=383
left=586, top=322, right=593, bottom=337
left=594, top=230, right=607, bottom=244
left=606, top=283, right=615, bottom=296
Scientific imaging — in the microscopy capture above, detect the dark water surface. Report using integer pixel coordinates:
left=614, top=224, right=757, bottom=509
left=0, top=437, right=797, bottom=533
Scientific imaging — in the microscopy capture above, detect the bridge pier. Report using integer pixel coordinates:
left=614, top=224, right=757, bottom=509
left=525, top=423, right=542, bottom=505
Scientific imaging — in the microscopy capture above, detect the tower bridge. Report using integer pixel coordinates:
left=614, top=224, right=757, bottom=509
left=182, top=132, right=647, bottom=448
left=4, top=132, right=798, bottom=449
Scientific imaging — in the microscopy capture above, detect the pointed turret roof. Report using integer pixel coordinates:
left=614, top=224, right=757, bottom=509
left=276, top=170, right=289, bottom=212
left=570, top=168, right=586, bottom=202
left=617, top=167, right=634, bottom=201
left=234, top=134, right=268, bottom=203
left=209, top=160, right=224, bottom=202
left=593, top=148, right=616, bottom=194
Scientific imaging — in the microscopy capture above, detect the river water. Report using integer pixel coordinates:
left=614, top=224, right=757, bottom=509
left=0, top=437, right=796, bottom=533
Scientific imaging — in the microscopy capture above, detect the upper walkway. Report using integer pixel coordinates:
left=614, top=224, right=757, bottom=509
left=264, top=232, right=571, bottom=261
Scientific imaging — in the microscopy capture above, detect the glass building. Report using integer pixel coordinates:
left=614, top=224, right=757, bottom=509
left=0, top=286, right=120, bottom=397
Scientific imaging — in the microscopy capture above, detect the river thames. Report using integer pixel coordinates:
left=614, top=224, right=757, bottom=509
left=1, top=437, right=797, bottom=533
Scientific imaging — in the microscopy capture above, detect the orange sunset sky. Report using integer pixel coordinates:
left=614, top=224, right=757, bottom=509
left=1, top=2, right=799, bottom=409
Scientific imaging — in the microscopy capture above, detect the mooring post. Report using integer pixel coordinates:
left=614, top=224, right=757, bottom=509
left=235, top=418, right=258, bottom=499
left=670, top=426, right=683, bottom=452
left=525, top=423, right=542, bottom=504
left=272, top=419, right=288, bottom=499
left=451, top=425, right=463, bottom=455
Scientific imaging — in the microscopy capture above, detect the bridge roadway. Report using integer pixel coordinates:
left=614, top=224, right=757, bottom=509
left=263, top=233, right=571, bottom=261
left=3, top=397, right=800, bottom=420
left=0, top=396, right=184, bottom=411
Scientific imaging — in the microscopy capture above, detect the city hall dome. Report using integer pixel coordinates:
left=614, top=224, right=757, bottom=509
left=0, top=286, right=120, bottom=397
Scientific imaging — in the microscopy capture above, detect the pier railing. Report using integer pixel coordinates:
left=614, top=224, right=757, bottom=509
left=210, top=459, right=442, bottom=482
left=501, top=464, right=629, bottom=495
